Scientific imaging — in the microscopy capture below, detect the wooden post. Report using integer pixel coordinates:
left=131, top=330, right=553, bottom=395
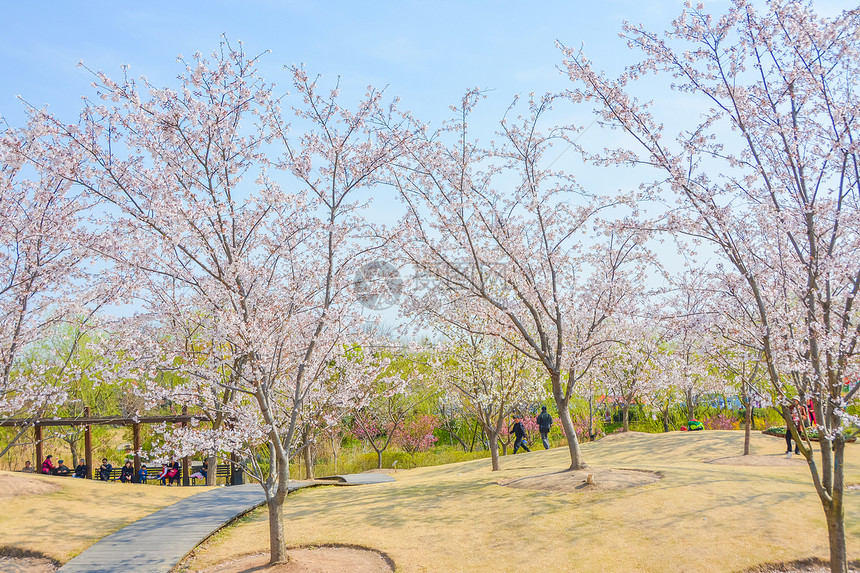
left=132, top=422, right=141, bottom=482
left=35, top=425, right=43, bottom=471
left=182, top=456, right=190, bottom=486
left=181, top=406, right=190, bottom=486
left=84, top=407, right=93, bottom=479
left=230, top=452, right=243, bottom=485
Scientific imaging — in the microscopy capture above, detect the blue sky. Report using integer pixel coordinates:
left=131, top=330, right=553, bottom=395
left=2, top=0, right=854, bottom=322
left=1, top=1, right=703, bottom=127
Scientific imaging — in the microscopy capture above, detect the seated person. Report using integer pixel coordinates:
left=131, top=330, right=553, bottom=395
left=98, top=458, right=113, bottom=481
left=165, top=459, right=181, bottom=486
left=157, top=463, right=170, bottom=486
left=120, top=461, right=134, bottom=483
left=54, top=459, right=71, bottom=476
left=74, top=459, right=87, bottom=479
left=137, top=466, right=148, bottom=484
left=189, top=460, right=208, bottom=483
left=21, top=461, right=34, bottom=473
left=41, top=455, right=55, bottom=475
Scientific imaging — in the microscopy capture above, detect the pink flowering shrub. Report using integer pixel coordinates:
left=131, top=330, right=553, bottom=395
left=351, top=419, right=391, bottom=441
left=701, top=414, right=739, bottom=430
left=392, top=415, right=438, bottom=455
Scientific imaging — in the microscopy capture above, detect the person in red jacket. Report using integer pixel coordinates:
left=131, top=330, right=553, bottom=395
left=41, top=455, right=55, bottom=475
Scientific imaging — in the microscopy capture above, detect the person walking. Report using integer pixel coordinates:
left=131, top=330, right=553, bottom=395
left=785, top=398, right=802, bottom=458
left=510, top=415, right=531, bottom=454
left=536, top=406, right=553, bottom=450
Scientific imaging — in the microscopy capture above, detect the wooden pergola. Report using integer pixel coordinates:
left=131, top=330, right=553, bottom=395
left=0, top=411, right=234, bottom=485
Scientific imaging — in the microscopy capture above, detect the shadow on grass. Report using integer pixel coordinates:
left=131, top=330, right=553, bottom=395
left=738, top=556, right=860, bottom=572
left=0, top=546, right=61, bottom=567
left=0, top=476, right=208, bottom=562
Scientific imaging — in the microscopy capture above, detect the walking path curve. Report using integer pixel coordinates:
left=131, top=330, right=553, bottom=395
left=58, top=474, right=394, bottom=573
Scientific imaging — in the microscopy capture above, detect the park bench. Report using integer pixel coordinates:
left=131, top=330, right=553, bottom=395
left=92, top=466, right=129, bottom=482
left=86, top=462, right=236, bottom=484
left=143, top=462, right=234, bottom=485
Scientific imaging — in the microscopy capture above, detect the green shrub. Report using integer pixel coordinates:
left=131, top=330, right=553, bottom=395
left=761, top=426, right=857, bottom=442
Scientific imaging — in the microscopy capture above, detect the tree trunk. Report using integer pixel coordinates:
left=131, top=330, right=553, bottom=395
left=743, top=400, right=752, bottom=456
left=587, top=396, right=594, bottom=441
left=487, top=429, right=500, bottom=471
left=661, top=407, right=670, bottom=433
left=377, top=450, right=383, bottom=469
left=468, top=420, right=479, bottom=452
left=556, top=405, right=586, bottom=470
left=330, top=434, right=340, bottom=474
left=267, top=493, right=288, bottom=564
left=825, top=501, right=847, bottom=573
left=622, top=401, right=630, bottom=432
left=69, top=438, right=79, bottom=470
left=206, top=454, right=217, bottom=486
left=303, top=445, right=314, bottom=480
left=552, top=372, right=586, bottom=470
left=685, top=388, right=695, bottom=421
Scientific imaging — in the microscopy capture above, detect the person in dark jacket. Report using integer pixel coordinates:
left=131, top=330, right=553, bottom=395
left=73, top=459, right=88, bottom=479
left=536, top=406, right=553, bottom=450
left=98, top=458, right=113, bottom=481
left=54, top=459, right=71, bottom=476
left=510, top=415, right=531, bottom=453
left=120, top=460, right=134, bottom=483
left=167, top=459, right=181, bottom=485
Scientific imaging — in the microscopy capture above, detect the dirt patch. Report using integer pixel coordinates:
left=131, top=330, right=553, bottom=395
left=0, top=549, right=60, bottom=573
left=360, top=468, right=398, bottom=475
left=499, top=468, right=661, bottom=493
left=742, top=557, right=860, bottom=572
left=595, top=431, right=650, bottom=443
left=196, top=547, right=394, bottom=573
left=0, top=556, right=58, bottom=573
left=0, top=474, right=61, bottom=498
left=704, top=455, right=808, bottom=467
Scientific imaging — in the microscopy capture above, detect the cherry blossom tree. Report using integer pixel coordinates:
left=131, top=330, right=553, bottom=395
left=437, top=330, right=545, bottom=470
left=352, top=354, right=435, bottom=469
left=389, top=92, right=652, bottom=471
left=659, top=275, right=722, bottom=422
left=0, top=120, right=107, bottom=457
left=391, top=413, right=438, bottom=459
left=563, top=2, right=860, bottom=568
left=593, top=320, right=661, bottom=432
left=40, top=42, right=405, bottom=565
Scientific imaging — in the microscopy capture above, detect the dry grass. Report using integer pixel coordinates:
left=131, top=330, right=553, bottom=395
left=182, top=431, right=860, bottom=573
left=0, top=472, right=211, bottom=562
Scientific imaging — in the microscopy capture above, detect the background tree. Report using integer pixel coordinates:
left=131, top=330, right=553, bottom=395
left=47, top=44, right=405, bottom=565
left=391, top=92, right=651, bottom=471
left=593, top=320, right=660, bottom=432
left=438, top=330, right=545, bottom=470
left=563, top=2, right=860, bottom=568
left=0, top=121, right=104, bottom=457
left=351, top=352, right=433, bottom=469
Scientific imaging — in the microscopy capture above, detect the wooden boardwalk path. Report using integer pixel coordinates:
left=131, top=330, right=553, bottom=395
left=58, top=474, right=394, bottom=573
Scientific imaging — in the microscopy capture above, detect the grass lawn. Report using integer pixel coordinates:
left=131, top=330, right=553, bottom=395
left=183, top=431, right=860, bottom=572
left=0, top=472, right=212, bottom=563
